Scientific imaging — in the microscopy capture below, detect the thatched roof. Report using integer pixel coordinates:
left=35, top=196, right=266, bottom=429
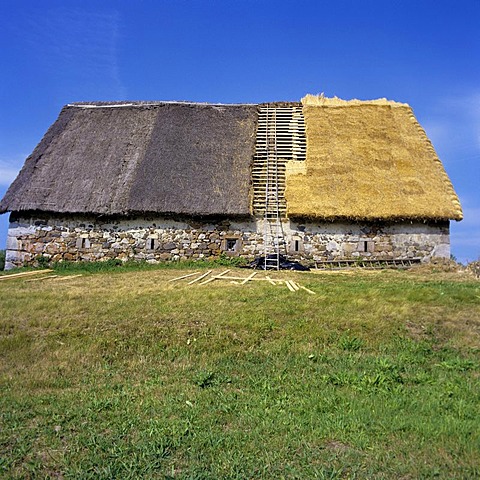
left=0, top=102, right=257, bottom=217
left=1, top=96, right=462, bottom=222
left=285, top=95, right=463, bottom=221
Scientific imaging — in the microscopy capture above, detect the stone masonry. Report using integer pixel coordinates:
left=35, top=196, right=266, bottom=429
left=4, top=214, right=450, bottom=270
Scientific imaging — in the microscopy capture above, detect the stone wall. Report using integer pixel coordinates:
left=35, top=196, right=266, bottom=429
left=4, top=216, right=263, bottom=270
left=4, top=214, right=450, bottom=269
left=285, top=220, right=450, bottom=262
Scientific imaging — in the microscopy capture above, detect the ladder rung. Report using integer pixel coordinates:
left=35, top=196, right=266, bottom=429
left=254, top=106, right=307, bottom=270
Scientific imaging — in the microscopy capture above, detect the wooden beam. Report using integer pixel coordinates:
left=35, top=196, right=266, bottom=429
left=187, top=270, right=212, bottom=285
left=210, top=275, right=279, bottom=282
left=285, top=280, right=296, bottom=292
left=240, top=271, right=257, bottom=285
left=25, top=275, right=59, bottom=282
left=299, top=284, right=316, bottom=295
left=199, top=269, right=230, bottom=285
left=54, top=275, right=83, bottom=281
left=289, top=280, right=300, bottom=291
left=169, top=271, right=200, bottom=282
left=0, top=269, right=53, bottom=281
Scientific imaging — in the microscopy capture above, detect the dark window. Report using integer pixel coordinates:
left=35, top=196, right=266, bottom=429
left=76, top=237, right=90, bottom=249
left=226, top=238, right=237, bottom=251
left=290, top=237, right=303, bottom=253
left=147, top=238, right=155, bottom=250
left=359, top=240, right=374, bottom=253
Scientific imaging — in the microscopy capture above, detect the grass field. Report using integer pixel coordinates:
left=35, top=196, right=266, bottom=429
left=1, top=263, right=479, bottom=479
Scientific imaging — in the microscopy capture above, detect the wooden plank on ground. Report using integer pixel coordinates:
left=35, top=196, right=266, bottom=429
left=240, top=271, right=257, bottom=285
left=210, top=275, right=279, bottom=282
left=265, top=275, right=276, bottom=285
left=53, top=275, right=83, bottom=281
left=298, top=284, right=316, bottom=295
left=187, top=270, right=213, bottom=285
left=289, top=280, right=300, bottom=291
left=169, top=272, right=200, bottom=282
left=25, top=275, right=59, bottom=282
left=285, top=280, right=296, bottom=292
left=0, top=269, right=53, bottom=281
left=199, top=269, right=230, bottom=285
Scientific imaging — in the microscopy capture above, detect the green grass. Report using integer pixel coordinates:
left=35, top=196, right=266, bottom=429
left=1, top=266, right=479, bottom=478
left=0, top=254, right=248, bottom=277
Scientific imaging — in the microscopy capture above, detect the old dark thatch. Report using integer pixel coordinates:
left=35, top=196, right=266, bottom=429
left=0, top=102, right=258, bottom=217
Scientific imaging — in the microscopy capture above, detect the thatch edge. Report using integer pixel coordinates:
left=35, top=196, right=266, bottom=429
left=404, top=108, right=463, bottom=221
left=8, top=209, right=254, bottom=224
left=0, top=106, right=76, bottom=214
left=287, top=212, right=454, bottom=223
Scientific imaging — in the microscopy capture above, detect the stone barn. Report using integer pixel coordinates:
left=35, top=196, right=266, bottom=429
left=0, top=95, right=462, bottom=270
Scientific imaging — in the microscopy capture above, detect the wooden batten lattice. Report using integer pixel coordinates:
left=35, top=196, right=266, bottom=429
left=252, top=104, right=306, bottom=269
left=252, top=105, right=306, bottom=217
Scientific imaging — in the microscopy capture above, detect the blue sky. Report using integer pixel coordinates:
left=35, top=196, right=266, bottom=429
left=1, top=0, right=479, bottom=263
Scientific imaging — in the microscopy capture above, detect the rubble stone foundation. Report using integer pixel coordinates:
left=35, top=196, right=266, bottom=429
left=4, top=214, right=450, bottom=269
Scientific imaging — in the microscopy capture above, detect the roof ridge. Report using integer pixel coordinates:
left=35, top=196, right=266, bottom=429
left=67, top=101, right=257, bottom=108
left=302, top=93, right=409, bottom=107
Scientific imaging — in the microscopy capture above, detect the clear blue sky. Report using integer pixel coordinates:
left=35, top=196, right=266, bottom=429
left=1, top=0, right=479, bottom=263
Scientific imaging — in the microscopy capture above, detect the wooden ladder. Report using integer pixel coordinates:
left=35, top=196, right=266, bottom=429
left=252, top=104, right=306, bottom=269
left=263, top=106, right=282, bottom=269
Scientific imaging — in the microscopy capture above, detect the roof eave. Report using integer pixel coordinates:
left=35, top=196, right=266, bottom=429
left=287, top=213, right=460, bottom=223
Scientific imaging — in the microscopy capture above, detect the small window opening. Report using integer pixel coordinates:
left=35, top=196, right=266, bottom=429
left=359, top=240, right=374, bottom=253
left=290, top=236, right=303, bottom=254
left=77, top=237, right=89, bottom=249
left=147, top=238, right=155, bottom=250
left=226, top=238, right=237, bottom=251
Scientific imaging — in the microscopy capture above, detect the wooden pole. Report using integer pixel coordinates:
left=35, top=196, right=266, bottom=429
left=199, top=269, right=230, bottom=285
left=289, top=280, right=300, bottom=291
left=0, top=269, right=53, bottom=281
left=54, top=275, right=83, bottom=281
left=240, top=271, right=257, bottom=285
left=187, top=270, right=213, bottom=285
left=25, top=275, right=59, bottom=282
left=169, top=271, right=200, bottom=282
left=285, top=280, right=296, bottom=292
left=299, top=284, right=316, bottom=295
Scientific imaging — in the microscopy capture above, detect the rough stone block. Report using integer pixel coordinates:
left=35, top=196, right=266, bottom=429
left=432, top=244, right=450, bottom=258
left=326, top=241, right=338, bottom=251
left=6, top=236, right=18, bottom=250
left=342, top=243, right=356, bottom=254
